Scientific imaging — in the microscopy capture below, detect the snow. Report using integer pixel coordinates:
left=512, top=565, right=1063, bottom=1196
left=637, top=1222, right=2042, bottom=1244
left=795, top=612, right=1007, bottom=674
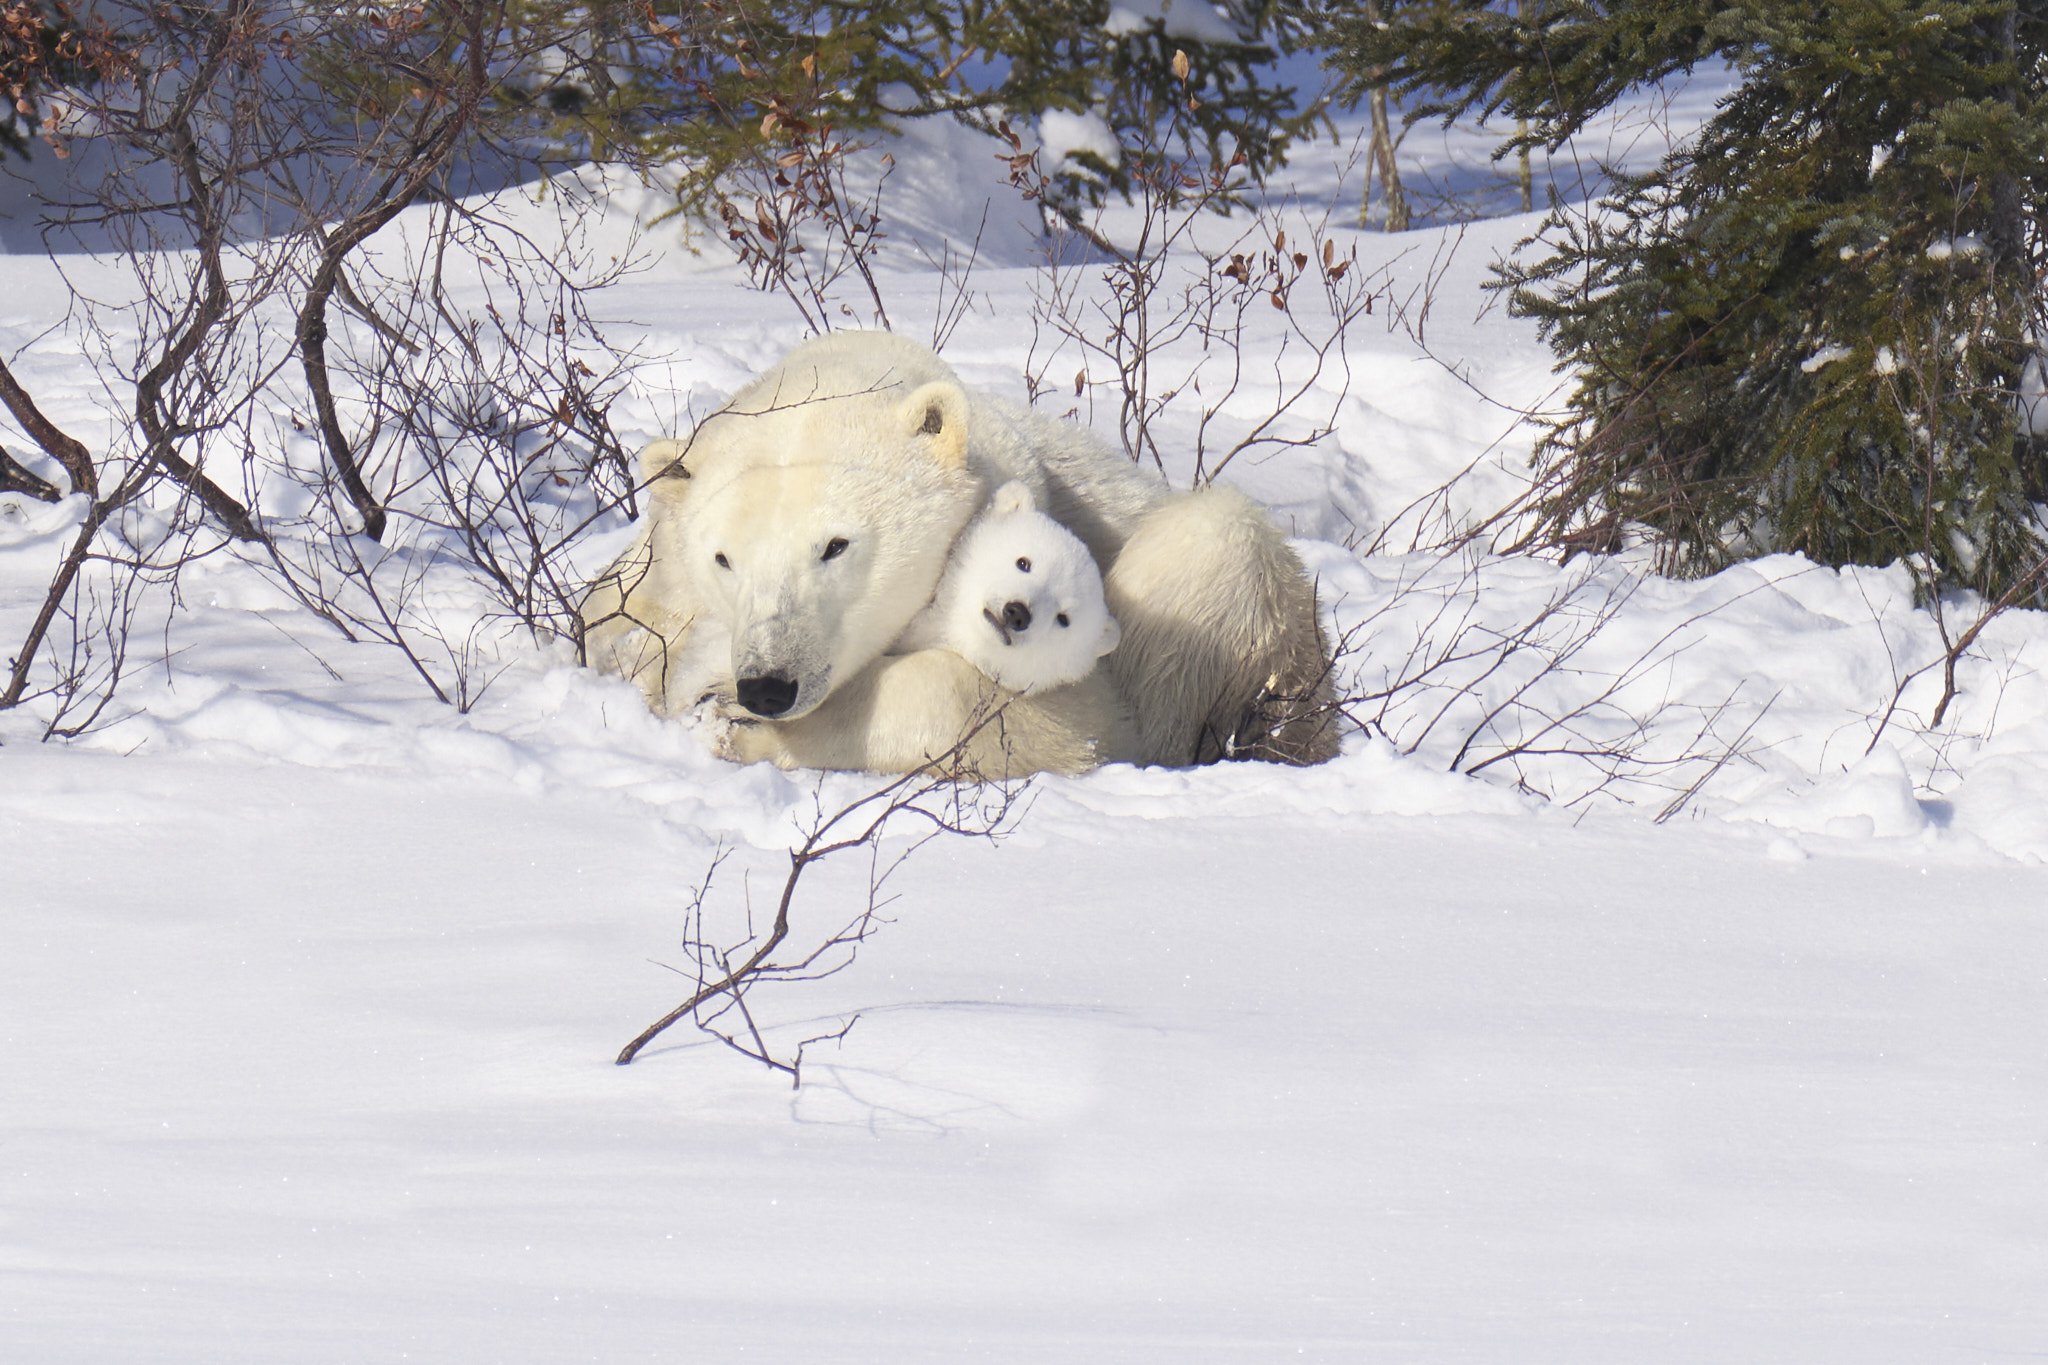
left=1039, top=108, right=1122, bottom=174
left=1103, top=0, right=1244, bottom=45
left=1925, top=234, right=1985, bottom=260
left=7, top=744, right=2046, bottom=1360
left=6, top=72, right=2048, bottom=1362
left=1799, top=343, right=1853, bottom=373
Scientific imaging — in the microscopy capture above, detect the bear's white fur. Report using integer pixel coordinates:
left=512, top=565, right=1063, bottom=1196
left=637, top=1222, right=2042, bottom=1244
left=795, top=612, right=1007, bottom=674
left=581, top=331, right=1335, bottom=775
left=893, top=480, right=1120, bottom=695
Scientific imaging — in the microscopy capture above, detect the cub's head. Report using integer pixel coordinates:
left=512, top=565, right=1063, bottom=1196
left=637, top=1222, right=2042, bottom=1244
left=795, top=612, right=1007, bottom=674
left=681, top=380, right=979, bottom=720
left=931, top=481, right=1120, bottom=695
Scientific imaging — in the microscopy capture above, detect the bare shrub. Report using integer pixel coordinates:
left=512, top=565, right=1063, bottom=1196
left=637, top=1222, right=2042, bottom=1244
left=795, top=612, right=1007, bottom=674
left=1310, top=549, right=1775, bottom=819
left=259, top=185, right=647, bottom=710
left=0, top=1, right=649, bottom=724
left=618, top=708, right=1029, bottom=1080
left=1009, top=103, right=1386, bottom=490
left=712, top=104, right=895, bottom=335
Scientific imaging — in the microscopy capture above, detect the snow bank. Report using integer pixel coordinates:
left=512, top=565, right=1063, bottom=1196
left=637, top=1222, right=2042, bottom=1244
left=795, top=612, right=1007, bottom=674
left=5, top=81, right=2048, bottom=1362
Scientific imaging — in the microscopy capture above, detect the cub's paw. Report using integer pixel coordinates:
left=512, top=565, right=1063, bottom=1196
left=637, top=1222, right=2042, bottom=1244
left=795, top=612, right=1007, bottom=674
left=717, top=712, right=801, bottom=769
left=689, top=693, right=792, bottom=768
left=691, top=681, right=738, bottom=711
left=717, top=718, right=773, bottom=766
left=682, top=687, right=741, bottom=748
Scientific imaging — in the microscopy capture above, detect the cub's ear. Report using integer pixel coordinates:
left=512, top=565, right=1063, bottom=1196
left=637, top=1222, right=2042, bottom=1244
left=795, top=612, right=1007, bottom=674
left=638, top=437, right=693, bottom=484
left=899, top=380, right=969, bottom=469
left=1095, top=613, right=1122, bottom=658
left=989, top=479, right=1036, bottom=516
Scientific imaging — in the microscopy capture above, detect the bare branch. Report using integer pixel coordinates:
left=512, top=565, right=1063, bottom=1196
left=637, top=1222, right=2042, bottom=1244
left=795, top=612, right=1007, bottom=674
left=618, top=705, right=1030, bottom=1075
left=0, top=352, right=96, bottom=497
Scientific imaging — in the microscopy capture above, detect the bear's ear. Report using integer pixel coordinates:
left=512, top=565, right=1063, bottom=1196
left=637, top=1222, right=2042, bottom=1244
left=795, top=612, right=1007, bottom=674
left=989, top=480, right=1035, bottom=516
left=899, top=381, right=969, bottom=469
left=1095, top=612, right=1122, bottom=658
left=638, top=437, right=693, bottom=484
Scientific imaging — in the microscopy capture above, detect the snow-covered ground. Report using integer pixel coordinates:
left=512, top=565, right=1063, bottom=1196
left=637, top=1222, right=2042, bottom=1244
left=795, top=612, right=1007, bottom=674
left=5, top=72, right=2047, bottom=1361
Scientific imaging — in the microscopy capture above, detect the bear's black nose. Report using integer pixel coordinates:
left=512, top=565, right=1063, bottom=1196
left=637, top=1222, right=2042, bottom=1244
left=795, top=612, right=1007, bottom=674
left=736, top=674, right=799, bottom=717
left=1001, top=600, right=1032, bottom=633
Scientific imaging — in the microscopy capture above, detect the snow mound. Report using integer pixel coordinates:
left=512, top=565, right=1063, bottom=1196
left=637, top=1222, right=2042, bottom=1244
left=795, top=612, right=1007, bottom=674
left=1734, top=743, right=1935, bottom=843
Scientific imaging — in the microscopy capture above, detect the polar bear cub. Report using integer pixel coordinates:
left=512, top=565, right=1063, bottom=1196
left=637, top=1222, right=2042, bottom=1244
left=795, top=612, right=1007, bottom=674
left=894, top=481, right=1120, bottom=694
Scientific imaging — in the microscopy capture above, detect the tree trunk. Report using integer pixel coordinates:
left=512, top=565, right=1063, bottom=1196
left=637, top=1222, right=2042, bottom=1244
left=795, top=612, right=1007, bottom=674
left=1369, top=84, right=1408, bottom=232
left=1361, top=0, right=1409, bottom=232
left=1515, top=0, right=1534, bottom=213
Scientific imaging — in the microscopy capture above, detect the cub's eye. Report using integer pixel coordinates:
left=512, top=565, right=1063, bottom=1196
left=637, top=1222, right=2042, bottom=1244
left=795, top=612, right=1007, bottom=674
left=1015, top=556, right=1032, bottom=573
left=1057, top=612, right=1070, bottom=627
left=714, top=552, right=731, bottom=570
left=821, top=537, right=850, bottom=561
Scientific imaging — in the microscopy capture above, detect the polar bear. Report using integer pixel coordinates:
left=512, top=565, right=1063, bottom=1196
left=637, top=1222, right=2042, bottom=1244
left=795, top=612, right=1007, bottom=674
left=580, top=331, right=1335, bottom=774
left=893, top=480, right=1120, bottom=695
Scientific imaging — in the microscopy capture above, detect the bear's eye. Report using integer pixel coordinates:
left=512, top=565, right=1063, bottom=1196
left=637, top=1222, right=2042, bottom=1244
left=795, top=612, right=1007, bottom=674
left=714, top=552, right=731, bottom=570
left=1057, top=612, right=1070, bottom=627
left=1016, top=556, right=1032, bottom=573
left=821, top=537, right=850, bottom=561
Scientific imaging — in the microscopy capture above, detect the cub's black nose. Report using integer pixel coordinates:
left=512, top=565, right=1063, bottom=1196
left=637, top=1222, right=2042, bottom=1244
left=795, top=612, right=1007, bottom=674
left=1001, top=600, right=1033, bottom=632
left=735, top=674, right=799, bottom=717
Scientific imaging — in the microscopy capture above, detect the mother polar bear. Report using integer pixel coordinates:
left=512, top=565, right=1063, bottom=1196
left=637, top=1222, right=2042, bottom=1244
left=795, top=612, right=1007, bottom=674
left=579, top=332, right=1338, bottom=776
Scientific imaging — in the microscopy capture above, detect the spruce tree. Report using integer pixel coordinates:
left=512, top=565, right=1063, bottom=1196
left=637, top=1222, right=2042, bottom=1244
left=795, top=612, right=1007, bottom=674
left=1335, top=0, right=2048, bottom=598
left=530, top=1, right=1321, bottom=217
left=1094, top=0, right=1324, bottom=203
left=1, top=2, right=113, bottom=160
